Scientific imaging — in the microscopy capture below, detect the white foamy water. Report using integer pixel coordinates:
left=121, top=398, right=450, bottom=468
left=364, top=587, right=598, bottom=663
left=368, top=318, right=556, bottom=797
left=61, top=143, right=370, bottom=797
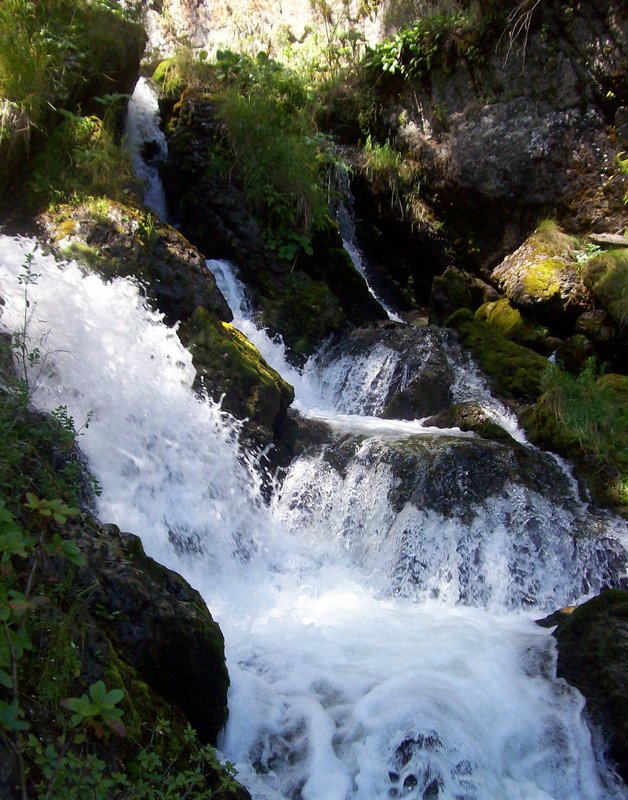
left=1, top=236, right=626, bottom=800
left=124, top=77, right=169, bottom=220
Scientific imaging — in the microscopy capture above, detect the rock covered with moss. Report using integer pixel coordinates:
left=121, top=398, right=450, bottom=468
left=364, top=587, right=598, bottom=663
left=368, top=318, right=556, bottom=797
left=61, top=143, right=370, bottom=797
left=70, top=519, right=230, bottom=743
left=551, top=590, right=628, bottom=783
left=179, top=308, right=294, bottom=449
left=449, top=309, right=548, bottom=403
left=428, top=265, right=497, bottom=326
left=42, top=201, right=232, bottom=326
left=490, top=224, right=590, bottom=329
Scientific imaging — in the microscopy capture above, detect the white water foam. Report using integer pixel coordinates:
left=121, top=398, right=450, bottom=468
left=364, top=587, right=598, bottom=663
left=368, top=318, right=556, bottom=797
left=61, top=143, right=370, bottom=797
left=1, top=236, right=625, bottom=800
left=124, top=77, right=170, bottom=220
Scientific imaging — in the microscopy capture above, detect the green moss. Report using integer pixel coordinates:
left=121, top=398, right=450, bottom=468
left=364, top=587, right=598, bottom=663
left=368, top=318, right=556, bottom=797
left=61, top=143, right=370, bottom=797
left=584, top=248, right=628, bottom=330
left=522, top=256, right=564, bottom=300
left=455, top=318, right=548, bottom=401
left=179, top=307, right=293, bottom=427
left=474, top=298, right=547, bottom=346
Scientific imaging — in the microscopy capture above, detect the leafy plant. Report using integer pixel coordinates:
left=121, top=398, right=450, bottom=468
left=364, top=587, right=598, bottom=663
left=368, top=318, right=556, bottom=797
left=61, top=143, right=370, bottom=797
left=364, top=11, right=485, bottom=80
left=61, top=680, right=126, bottom=736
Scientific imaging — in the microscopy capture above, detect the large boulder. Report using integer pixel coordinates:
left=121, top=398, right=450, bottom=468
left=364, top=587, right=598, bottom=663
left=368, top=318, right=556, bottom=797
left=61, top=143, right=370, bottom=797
left=70, top=519, right=230, bottom=744
left=490, top=224, right=590, bottom=331
left=551, top=590, right=628, bottom=783
left=179, top=307, right=295, bottom=449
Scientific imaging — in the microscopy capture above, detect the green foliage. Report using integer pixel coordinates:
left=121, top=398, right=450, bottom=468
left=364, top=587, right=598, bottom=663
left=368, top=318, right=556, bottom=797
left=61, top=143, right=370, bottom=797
left=212, top=51, right=331, bottom=256
left=535, top=362, right=627, bottom=505
left=61, top=680, right=126, bottom=736
left=26, top=110, right=138, bottom=206
left=364, top=11, right=486, bottom=80
left=0, top=0, right=138, bottom=139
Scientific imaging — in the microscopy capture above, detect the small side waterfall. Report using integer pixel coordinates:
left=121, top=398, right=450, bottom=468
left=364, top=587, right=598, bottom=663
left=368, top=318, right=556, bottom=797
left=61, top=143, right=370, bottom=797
left=334, top=167, right=403, bottom=323
left=1, top=234, right=626, bottom=800
left=124, top=78, right=170, bottom=220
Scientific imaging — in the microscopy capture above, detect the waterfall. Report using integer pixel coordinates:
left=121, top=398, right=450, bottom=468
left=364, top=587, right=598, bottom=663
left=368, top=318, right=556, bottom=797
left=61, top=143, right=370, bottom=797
left=1, top=234, right=626, bottom=800
left=123, top=78, right=170, bottom=221
left=334, top=167, right=403, bottom=323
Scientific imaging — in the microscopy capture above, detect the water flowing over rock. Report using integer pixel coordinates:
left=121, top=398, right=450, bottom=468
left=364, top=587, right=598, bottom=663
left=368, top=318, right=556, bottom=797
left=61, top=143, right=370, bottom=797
left=1, top=232, right=626, bottom=799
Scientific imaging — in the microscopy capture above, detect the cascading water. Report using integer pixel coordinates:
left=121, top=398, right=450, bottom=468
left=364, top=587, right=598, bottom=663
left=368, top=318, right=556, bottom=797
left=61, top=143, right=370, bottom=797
left=1, top=234, right=627, bottom=800
left=124, top=77, right=170, bottom=221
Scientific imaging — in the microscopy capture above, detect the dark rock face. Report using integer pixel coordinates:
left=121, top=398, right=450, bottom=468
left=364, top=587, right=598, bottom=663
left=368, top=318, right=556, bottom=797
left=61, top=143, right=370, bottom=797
left=424, top=402, right=515, bottom=442
left=72, top=520, right=230, bottom=744
left=552, top=590, right=628, bottom=783
left=160, top=94, right=387, bottom=356
left=353, top=0, right=626, bottom=277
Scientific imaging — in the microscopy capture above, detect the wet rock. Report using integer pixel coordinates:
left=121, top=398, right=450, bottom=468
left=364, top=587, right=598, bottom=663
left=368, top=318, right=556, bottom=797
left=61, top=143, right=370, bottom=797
left=71, top=519, right=230, bottom=744
left=552, top=590, right=628, bottom=783
left=316, top=326, right=458, bottom=420
left=41, top=201, right=232, bottom=326
left=424, top=402, right=515, bottom=442
left=179, top=307, right=294, bottom=450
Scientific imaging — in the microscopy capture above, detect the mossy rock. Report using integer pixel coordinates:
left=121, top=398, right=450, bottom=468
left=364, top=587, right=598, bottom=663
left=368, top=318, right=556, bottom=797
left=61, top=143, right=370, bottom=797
left=552, top=590, right=628, bottom=783
left=583, top=249, right=628, bottom=334
left=452, top=315, right=548, bottom=402
left=70, top=520, right=230, bottom=744
left=491, top=223, right=590, bottom=331
left=429, top=266, right=497, bottom=325
left=42, top=200, right=232, bottom=326
left=179, top=307, right=294, bottom=447
left=474, top=298, right=548, bottom=351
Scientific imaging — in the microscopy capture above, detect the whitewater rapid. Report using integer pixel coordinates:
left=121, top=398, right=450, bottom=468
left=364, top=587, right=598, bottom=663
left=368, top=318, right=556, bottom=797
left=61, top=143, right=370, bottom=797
left=0, top=235, right=626, bottom=799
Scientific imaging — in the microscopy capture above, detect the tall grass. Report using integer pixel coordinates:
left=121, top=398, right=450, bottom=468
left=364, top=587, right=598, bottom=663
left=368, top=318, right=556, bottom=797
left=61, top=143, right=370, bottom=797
left=540, top=360, right=627, bottom=504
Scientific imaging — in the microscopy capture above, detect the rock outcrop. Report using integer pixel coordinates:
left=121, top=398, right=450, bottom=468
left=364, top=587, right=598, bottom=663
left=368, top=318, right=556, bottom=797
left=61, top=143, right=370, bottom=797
left=160, top=92, right=387, bottom=357
left=551, top=590, right=628, bottom=783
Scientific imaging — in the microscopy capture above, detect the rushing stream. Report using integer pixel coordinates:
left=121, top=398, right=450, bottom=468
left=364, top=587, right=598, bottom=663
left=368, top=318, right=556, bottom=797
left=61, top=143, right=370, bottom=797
left=0, top=79, right=626, bottom=800
left=1, top=234, right=627, bottom=800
